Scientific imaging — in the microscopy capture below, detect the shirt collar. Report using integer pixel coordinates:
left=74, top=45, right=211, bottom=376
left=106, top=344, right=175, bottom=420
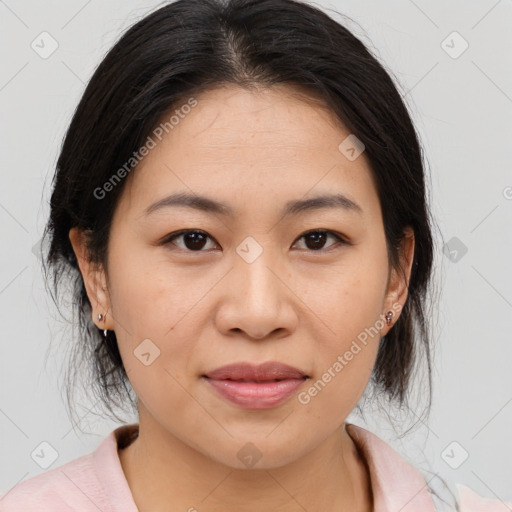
left=346, top=422, right=437, bottom=512
left=95, top=422, right=438, bottom=512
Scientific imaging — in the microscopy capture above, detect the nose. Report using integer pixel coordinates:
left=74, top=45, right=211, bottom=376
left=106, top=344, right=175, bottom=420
left=214, top=250, right=298, bottom=341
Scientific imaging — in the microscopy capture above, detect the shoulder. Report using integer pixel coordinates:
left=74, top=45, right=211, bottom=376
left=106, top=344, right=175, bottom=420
left=0, top=452, right=105, bottom=511
left=419, top=465, right=512, bottom=511
left=0, top=424, right=138, bottom=512
left=346, top=423, right=511, bottom=512
left=455, top=482, right=512, bottom=512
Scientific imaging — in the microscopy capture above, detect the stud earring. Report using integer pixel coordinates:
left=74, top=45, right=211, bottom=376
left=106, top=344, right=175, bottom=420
left=385, top=310, right=394, bottom=326
left=97, top=313, right=108, bottom=337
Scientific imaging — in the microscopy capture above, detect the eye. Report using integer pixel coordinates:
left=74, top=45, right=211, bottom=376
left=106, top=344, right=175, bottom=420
left=162, top=229, right=347, bottom=253
left=292, top=229, right=347, bottom=251
left=163, top=230, right=219, bottom=252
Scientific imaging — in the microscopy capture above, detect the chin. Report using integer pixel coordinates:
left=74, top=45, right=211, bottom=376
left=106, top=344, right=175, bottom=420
left=199, top=434, right=312, bottom=471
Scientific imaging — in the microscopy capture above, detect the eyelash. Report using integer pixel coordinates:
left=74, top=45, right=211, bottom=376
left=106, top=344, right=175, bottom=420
left=161, top=229, right=349, bottom=253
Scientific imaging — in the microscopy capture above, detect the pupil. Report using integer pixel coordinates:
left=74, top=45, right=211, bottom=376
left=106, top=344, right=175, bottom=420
left=307, top=232, right=326, bottom=250
left=185, top=232, right=207, bottom=250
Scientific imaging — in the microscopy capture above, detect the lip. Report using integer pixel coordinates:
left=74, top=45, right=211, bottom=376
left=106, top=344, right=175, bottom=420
left=204, top=361, right=307, bottom=381
left=202, top=361, right=309, bottom=410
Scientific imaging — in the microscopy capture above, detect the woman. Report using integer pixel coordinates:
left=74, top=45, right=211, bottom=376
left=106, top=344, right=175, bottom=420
left=1, top=0, right=508, bottom=510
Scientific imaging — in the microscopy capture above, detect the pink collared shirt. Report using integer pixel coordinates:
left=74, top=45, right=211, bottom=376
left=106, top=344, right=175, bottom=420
left=1, top=423, right=509, bottom=511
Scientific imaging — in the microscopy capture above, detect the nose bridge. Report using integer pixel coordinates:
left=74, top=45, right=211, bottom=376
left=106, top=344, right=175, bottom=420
left=235, top=241, right=283, bottom=311
left=214, top=238, right=296, bottom=339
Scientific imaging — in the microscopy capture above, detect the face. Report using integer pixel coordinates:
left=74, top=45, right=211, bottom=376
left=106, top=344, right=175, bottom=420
left=70, top=84, right=413, bottom=469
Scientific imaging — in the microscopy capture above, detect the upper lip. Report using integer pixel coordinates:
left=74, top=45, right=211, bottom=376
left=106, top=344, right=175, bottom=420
left=203, top=361, right=308, bottom=381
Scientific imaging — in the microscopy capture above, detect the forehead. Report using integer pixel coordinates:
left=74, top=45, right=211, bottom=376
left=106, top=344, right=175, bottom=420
left=117, top=84, right=379, bottom=221
left=164, top=84, right=349, bottom=153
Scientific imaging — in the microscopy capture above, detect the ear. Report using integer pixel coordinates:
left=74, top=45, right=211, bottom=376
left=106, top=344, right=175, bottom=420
left=69, top=227, right=114, bottom=331
left=382, top=226, right=415, bottom=334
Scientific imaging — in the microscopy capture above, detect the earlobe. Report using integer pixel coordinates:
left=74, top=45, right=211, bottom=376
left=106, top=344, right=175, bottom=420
left=68, top=227, right=113, bottom=330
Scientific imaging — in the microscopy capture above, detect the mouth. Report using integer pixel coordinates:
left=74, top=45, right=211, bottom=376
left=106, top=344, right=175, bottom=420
left=202, top=361, right=309, bottom=409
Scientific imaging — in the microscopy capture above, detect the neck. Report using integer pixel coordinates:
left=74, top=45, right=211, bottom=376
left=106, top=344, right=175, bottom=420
left=118, top=414, right=373, bottom=512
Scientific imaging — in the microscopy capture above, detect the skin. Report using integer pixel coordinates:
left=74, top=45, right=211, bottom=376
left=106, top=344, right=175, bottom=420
left=69, top=83, right=414, bottom=512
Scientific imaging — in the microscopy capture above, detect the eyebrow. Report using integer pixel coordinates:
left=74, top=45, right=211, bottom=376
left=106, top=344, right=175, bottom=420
left=143, top=191, right=363, bottom=218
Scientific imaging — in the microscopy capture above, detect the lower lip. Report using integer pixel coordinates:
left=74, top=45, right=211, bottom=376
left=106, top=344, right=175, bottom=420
left=204, top=377, right=307, bottom=409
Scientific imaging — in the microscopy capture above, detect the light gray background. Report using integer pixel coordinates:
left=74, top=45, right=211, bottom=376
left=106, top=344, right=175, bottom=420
left=1, top=0, right=511, bottom=503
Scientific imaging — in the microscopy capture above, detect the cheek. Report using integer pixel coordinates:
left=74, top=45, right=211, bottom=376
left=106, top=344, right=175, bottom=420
left=107, top=242, right=188, bottom=332
left=302, top=247, right=389, bottom=342
left=298, top=243, right=388, bottom=397
left=110, top=257, right=199, bottom=417
left=299, top=283, right=384, bottom=420
left=106, top=245, right=200, bottom=386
